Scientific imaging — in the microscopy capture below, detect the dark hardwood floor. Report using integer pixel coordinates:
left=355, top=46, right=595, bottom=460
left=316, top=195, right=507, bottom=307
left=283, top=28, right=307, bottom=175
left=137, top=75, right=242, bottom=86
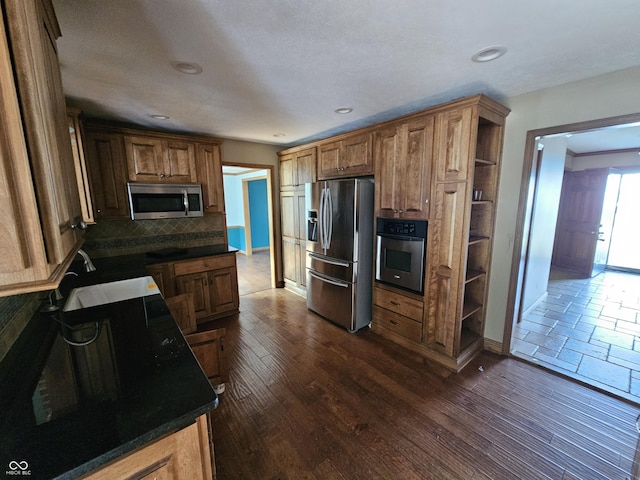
left=210, top=288, right=640, bottom=479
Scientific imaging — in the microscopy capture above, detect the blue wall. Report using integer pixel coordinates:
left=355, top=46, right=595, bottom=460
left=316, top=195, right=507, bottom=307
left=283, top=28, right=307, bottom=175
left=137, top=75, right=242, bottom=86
left=248, top=179, right=270, bottom=249
left=227, top=226, right=246, bottom=251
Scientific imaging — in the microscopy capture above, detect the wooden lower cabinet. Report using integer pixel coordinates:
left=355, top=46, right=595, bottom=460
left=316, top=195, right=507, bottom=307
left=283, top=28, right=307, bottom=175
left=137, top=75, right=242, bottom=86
left=81, top=415, right=212, bottom=480
left=186, top=328, right=228, bottom=386
left=147, top=252, right=240, bottom=323
left=371, top=286, right=424, bottom=343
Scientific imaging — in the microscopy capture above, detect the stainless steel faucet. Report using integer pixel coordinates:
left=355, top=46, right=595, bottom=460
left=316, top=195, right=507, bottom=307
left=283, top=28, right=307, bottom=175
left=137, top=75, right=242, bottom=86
left=77, top=249, right=96, bottom=272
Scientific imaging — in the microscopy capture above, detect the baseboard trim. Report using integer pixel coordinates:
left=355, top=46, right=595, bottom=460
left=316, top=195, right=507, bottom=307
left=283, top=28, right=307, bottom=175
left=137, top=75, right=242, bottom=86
left=483, top=337, right=504, bottom=355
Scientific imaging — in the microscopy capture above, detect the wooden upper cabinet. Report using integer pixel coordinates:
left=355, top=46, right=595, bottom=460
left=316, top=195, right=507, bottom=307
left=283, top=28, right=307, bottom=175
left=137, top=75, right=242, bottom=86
left=85, top=130, right=130, bottom=218
left=433, top=107, right=473, bottom=183
left=5, top=0, right=83, bottom=267
left=279, top=147, right=316, bottom=189
left=1, top=0, right=89, bottom=297
left=125, top=135, right=197, bottom=183
left=318, top=132, right=372, bottom=179
left=375, top=116, right=434, bottom=220
left=197, top=143, right=225, bottom=214
left=166, top=141, right=197, bottom=182
left=67, top=109, right=95, bottom=225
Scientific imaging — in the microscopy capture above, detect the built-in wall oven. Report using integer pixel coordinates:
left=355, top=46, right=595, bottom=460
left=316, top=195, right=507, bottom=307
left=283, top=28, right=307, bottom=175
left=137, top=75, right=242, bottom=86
left=375, top=218, right=427, bottom=294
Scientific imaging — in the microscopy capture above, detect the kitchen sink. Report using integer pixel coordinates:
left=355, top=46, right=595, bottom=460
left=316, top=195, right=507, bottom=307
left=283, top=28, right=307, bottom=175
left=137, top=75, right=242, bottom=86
left=63, top=276, right=161, bottom=312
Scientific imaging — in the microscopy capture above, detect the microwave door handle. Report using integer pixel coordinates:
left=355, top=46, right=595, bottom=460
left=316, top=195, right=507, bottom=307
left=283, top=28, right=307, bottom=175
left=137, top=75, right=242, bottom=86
left=182, top=189, right=189, bottom=216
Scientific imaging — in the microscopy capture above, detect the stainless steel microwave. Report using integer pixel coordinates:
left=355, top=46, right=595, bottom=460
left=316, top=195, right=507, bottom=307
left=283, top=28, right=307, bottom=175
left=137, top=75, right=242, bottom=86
left=127, top=183, right=204, bottom=220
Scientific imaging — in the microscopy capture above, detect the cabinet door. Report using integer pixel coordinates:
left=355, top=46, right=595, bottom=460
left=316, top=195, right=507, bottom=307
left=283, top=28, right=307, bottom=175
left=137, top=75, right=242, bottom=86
left=176, top=272, right=212, bottom=321
left=295, top=148, right=316, bottom=185
left=282, top=236, right=298, bottom=284
left=318, top=141, right=340, bottom=179
left=280, top=190, right=298, bottom=238
left=81, top=418, right=211, bottom=480
left=319, top=132, right=373, bottom=179
left=185, top=329, right=228, bottom=385
left=6, top=0, right=83, bottom=265
left=341, top=132, right=373, bottom=176
left=375, top=124, right=402, bottom=216
left=198, top=143, right=225, bottom=214
left=297, top=241, right=307, bottom=288
left=146, top=262, right=176, bottom=298
left=208, top=267, right=239, bottom=316
left=401, top=117, right=434, bottom=219
left=124, top=135, right=165, bottom=181
left=433, top=107, right=473, bottom=183
left=166, top=141, right=197, bottom=183
left=85, top=130, right=129, bottom=218
left=279, top=153, right=296, bottom=189
left=67, top=111, right=95, bottom=224
left=425, top=182, right=468, bottom=355
left=165, top=293, right=197, bottom=334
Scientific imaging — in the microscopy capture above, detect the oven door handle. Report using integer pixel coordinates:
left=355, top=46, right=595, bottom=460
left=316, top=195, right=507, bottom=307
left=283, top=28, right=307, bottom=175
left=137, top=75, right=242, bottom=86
left=308, top=252, right=350, bottom=268
left=376, top=233, right=424, bottom=242
left=309, top=271, right=350, bottom=288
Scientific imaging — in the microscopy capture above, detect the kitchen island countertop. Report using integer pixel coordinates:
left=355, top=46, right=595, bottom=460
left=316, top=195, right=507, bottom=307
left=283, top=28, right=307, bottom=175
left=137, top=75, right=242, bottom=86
left=0, top=261, right=220, bottom=478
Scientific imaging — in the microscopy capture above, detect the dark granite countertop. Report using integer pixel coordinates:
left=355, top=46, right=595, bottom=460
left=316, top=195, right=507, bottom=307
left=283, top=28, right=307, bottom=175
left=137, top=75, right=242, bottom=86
left=0, top=250, right=224, bottom=478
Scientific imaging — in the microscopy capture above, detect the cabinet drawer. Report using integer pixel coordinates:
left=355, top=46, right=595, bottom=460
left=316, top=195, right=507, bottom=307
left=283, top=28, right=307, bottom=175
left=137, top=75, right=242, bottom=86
left=373, top=287, right=423, bottom=321
left=174, top=255, right=235, bottom=276
left=372, top=306, right=422, bottom=342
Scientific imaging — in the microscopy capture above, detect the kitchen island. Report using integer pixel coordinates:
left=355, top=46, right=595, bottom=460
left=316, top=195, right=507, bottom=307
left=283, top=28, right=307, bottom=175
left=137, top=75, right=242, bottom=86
left=0, top=275, right=218, bottom=478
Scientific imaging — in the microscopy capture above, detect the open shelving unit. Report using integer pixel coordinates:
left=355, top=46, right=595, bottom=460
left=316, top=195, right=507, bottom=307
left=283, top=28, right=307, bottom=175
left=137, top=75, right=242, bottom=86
left=458, top=114, right=505, bottom=356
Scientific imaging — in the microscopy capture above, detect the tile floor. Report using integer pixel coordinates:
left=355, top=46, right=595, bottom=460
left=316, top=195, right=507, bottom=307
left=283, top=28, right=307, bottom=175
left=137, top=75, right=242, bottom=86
left=512, top=268, right=640, bottom=403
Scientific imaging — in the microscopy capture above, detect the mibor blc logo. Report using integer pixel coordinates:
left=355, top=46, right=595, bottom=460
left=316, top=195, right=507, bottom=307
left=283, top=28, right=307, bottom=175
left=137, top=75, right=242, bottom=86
left=6, top=460, right=31, bottom=476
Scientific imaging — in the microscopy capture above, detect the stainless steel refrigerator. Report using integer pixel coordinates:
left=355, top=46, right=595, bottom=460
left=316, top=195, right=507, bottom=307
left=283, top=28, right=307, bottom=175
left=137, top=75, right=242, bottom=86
left=305, top=178, right=374, bottom=332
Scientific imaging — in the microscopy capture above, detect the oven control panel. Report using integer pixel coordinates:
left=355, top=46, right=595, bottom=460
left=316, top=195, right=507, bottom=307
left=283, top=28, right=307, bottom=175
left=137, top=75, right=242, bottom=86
left=376, top=218, right=427, bottom=238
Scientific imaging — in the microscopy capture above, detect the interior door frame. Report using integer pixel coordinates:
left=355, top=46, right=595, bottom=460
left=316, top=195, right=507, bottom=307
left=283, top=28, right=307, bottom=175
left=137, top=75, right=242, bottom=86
left=503, top=112, right=640, bottom=354
left=223, top=162, right=278, bottom=289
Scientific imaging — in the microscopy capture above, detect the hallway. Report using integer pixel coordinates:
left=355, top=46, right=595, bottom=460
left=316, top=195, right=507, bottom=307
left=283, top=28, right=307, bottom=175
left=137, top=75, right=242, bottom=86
left=235, top=250, right=272, bottom=296
left=512, top=269, right=640, bottom=403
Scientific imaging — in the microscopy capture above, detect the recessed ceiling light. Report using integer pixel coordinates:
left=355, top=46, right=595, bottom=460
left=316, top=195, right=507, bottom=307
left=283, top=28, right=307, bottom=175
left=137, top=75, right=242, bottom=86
left=471, top=46, right=507, bottom=63
left=335, top=107, right=353, bottom=114
left=273, top=133, right=285, bottom=137
left=171, top=61, right=203, bottom=75
left=149, top=114, right=170, bottom=120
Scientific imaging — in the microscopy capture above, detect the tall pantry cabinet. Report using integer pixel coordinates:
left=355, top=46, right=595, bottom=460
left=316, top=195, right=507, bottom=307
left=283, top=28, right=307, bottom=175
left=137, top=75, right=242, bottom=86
left=425, top=96, right=509, bottom=369
left=279, top=147, right=316, bottom=295
left=371, top=95, right=508, bottom=371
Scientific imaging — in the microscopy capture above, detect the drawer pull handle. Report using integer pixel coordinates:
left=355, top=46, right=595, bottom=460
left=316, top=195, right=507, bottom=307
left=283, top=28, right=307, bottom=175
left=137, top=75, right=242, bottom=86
left=390, top=320, right=399, bottom=326
left=390, top=301, right=400, bottom=306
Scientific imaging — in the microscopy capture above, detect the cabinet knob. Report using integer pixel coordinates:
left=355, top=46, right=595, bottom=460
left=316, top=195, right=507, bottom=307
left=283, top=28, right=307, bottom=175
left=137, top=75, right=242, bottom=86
left=71, top=220, right=88, bottom=230
left=425, top=198, right=429, bottom=204
left=390, top=301, right=400, bottom=306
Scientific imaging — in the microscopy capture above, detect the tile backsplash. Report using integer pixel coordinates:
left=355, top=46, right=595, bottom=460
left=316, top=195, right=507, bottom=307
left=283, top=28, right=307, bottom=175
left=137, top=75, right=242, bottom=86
left=1, top=214, right=226, bottom=361
left=83, top=215, right=226, bottom=258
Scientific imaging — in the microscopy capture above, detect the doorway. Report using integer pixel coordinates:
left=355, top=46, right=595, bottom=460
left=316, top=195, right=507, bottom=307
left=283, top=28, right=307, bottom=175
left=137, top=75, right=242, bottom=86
left=607, top=171, right=640, bottom=272
left=222, top=164, right=276, bottom=296
left=507, top=114, right=640, bottom=402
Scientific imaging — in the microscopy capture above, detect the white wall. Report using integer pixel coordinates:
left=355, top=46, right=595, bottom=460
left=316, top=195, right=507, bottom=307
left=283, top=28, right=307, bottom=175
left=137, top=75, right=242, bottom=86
left=521, top=135, right=567, bottom=311
left=486, top=65, right=640, bottom=343
left=223, top=175, right=244, bottom=226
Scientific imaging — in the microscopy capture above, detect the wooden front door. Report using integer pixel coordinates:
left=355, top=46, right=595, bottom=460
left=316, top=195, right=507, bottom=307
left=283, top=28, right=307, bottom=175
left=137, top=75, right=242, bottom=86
left=552, top=168, right=609, bottom=276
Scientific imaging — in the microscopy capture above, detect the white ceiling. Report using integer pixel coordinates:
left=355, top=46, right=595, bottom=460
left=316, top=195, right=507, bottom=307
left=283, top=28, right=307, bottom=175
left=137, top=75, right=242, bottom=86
left=53, top=0, right=640, bottom=151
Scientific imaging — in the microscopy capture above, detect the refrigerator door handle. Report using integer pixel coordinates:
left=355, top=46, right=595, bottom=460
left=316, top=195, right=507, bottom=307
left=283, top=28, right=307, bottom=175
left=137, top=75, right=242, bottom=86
left=309, top=271, right=349, bottom=288
left=319, top=187, right=326, bottom=249
left=326, top=187, right=333, bottom=250
left=308, top=252, right=350, bottom=267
